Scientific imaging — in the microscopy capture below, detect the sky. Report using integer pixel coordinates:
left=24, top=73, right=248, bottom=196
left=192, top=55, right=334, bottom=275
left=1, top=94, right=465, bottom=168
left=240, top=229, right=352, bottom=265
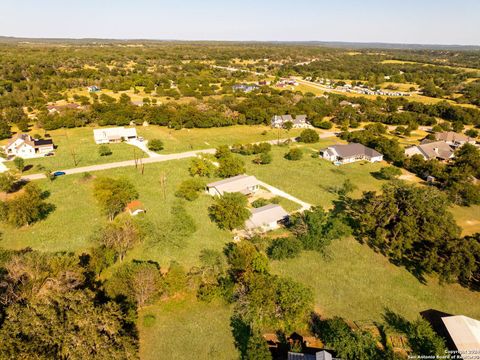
left=0, top=0, right=479, bottom=45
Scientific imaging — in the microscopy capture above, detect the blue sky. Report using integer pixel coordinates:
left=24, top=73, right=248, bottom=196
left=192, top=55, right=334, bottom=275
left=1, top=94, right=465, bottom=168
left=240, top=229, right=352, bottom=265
left=1, top=0, right=479, bottom=45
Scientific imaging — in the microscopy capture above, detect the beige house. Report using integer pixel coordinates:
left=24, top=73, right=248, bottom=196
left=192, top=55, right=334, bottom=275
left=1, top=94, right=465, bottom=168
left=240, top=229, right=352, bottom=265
left=245, top=204, right=289, bottom=232
left=93, top=127, right=138, bottom=144
left=206, top=175, right=260, bottom=197
left=434, top=131, right=476, bottom=147
left=405, top=141, right=454, bottom=161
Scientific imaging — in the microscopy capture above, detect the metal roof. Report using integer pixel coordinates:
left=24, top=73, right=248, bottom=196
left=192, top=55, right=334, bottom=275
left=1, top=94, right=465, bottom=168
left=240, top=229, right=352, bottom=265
left=245, top=204, right=288, bottom=230
left=442, top=315, right=480, bottom=352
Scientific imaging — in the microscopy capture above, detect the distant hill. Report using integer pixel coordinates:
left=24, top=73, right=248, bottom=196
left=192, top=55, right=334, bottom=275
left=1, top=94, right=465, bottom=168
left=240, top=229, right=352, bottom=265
left=0, top=36, right=479, bottom=51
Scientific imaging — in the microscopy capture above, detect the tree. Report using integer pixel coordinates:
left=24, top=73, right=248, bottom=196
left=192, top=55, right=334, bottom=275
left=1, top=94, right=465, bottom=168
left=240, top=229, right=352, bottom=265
left=148, top=139, right=164, bottom=152
left=209, top=192, right=250, bottom=230
left=225, top=241, right=270, bottom=279
left=215, top=145, right=231, bottom=159
left=1, top=183, right=51, bottom=227
left=175, top=178, right=205, bottom=201
left=98, top=144, right=112, bottom=156
left=13, top=157, right=24, bottom=172
left=97, top=214, right=144, bottom=261
left=93, top=177, right=138, bottom=220
left=298, top=129, right=319, bottom=143
left=337, top=179, right=357, bottom=196
left=284, top=148, right=303, bottom=161
left=189, top=157, right=215, bottom=177
left=465, top=129, right=478, bottom=139
left=408, top=319, right=446, bottom=356
left=349, top=182, right=462, bottom=279
left=0, top=171, right=19, bottom=194
left=163, top=261, right=188, bottom=296
left=267, top=237, right=303, bottom=260
left=378, top=166, right=402, bottom=180
left=105, top=261, right=163, bottom=308
left=283, top=121, right=293, bottom=132
left=217, top=155, right=246, bottom=178
left=246, top=330, right=272, bottom=360
left=291, top=207, right=350, bottom=253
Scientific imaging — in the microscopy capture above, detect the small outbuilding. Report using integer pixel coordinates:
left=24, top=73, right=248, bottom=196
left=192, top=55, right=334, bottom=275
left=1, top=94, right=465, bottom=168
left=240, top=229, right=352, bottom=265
left=125, top=200, right=146, bottom=216
left=245, top=204, right=289, bottom=232
left=93, top=127, right=138, bottom=144
left=206, top=175, right=260, bottom=197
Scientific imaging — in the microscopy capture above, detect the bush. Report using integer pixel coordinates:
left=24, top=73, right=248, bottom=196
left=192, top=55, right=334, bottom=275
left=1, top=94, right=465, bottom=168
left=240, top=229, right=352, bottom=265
left=284, top=148, right=303, bottom=161
left=298, top=129, right=320, bottom=143
left=253, top=151, right=272, bottom=165
left=251, top=198, right=270, bottom=208
left=378, top=166, right=402, bottom=180
left=13, top=157, right=24, bottom=172
left=175, top=178, right=205, bottom=201
left=148, top=139, right=164, bottom=152
left=143, top=314, right=156, bottom=328
left=317, top=121, right=333, bottom=130
left=268, top=237, right=303, bottom=260
left=98, top=145, right=112, bottom=156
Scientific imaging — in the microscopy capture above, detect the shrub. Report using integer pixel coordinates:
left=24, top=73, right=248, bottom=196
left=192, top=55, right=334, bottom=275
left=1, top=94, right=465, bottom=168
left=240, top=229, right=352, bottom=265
left=148, top=139, right=164, bottom=152
left=285, top=148, right=303, bottom=161
left=175, top=178, right=205, bottom=201
left=13, top=157, right=24, bottom=172
left=378, top=166, right=402, bottom=180
left=298, top=129, right=320, bottom=143
left=189, top=157, right=215, bottom=177
left=317, top=121, right=333, bottom=130
left=253, top=151, right=272, bottom=165
left=251, top=198, right=270, bottom=208
left=268, top=237, right=303, bottom=260
left=143, top=314, right=156, bottom=328
left=98, top=145, right=112, bottom=156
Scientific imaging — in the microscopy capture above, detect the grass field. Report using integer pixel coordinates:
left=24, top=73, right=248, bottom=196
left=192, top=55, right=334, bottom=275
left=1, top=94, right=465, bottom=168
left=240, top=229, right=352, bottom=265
left=271, top=237, right=480, bottom=322
left=245, top=141, right=388, bottom=208
left=2, top=127, right=146, bottom=174
left=139, top=297, right=236, bottom=360
left=136, top=125, right=302, bottom=153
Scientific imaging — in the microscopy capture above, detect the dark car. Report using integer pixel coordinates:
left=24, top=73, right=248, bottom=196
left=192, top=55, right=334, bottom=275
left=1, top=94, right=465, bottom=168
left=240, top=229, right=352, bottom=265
left=53, top=171, right=66, bottom=177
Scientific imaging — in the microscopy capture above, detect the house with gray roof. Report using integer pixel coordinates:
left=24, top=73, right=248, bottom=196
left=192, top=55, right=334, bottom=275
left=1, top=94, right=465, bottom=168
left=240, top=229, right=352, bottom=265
left=206, top=175, right=260, bottom=197
left=245, top=204, right=289, bottom=232
left=320, top=143, right=383, bottom=164
left=271, top=114, right=310, bottom=129
left=288, top=350, right=335, bottom=360
left=434, top=131, right=476, bottom=148
left=405, top=141, right=454, bottom=161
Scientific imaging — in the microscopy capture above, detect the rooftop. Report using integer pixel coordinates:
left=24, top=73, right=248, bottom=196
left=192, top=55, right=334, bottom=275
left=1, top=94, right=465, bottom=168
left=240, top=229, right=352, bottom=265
left=245, top=204, right=288, bottom=230
left=326, top=143, right=382, bottom=158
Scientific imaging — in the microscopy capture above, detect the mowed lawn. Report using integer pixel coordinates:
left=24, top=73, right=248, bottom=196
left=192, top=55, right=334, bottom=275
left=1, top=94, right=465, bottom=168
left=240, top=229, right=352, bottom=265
left=245, top=140, right=388, bottom=208
left=138, top=297, right=236, bottom=360
left=2, top=127, right=146, bottom=174
left=271, top=237, right=480, bottom=322
left=137, top=125, right=303, bottom=153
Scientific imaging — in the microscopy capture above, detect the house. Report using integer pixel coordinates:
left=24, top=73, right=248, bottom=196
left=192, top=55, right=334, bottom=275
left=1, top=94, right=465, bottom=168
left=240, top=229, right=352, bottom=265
left=47, top=103, right=80, bottom=114
left=245, top=204, right=289, bottom=232
left=87, top=85, right=101, bottom=92
left=441, top=315, right=480, bottom=352
left=434, top=131, right=476, bottom=147
left=125, top=200, right=146, bottom=216
left=4, top=134, right=54, bottom=159
left=405, top=141, right=454, bottom=161
left=206, top=175, right=260, bottom=197
left=93, top=127, right=138, bottom=144
left=320, top=143, right=383, bottom=164
left=271, top=115, right=310, bottom=129
left=232, top=84, right=259, bottom=93
left=288, top=350, right=334, bottom=360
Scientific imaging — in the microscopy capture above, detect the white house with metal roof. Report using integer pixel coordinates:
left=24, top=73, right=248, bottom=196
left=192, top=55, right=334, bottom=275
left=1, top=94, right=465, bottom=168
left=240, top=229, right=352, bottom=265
left=93, top=127, right=138, bottom=144
left=206, top=175, right=260, bottom=197
left=442, top=315, right=480, bottom=353
left=245, top=204, right=289, bottom=232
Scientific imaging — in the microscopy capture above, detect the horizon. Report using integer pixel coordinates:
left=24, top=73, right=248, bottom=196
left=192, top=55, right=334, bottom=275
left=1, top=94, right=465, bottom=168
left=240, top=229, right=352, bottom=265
left=1, top=0, right=479, bottom=46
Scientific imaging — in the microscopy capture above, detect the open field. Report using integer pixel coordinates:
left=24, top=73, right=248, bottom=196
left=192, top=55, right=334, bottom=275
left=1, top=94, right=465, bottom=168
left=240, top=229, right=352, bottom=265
left=0, top=159, right=233, bottom=269
left=452, top=205, right=480, bottom=236
left=271, top=237, right=480, bottom=322
left=2, top=127, right=147, bottom=174
left=136, top=125, right=303, bottom=153
left=139, top=297, right=236, bottom=360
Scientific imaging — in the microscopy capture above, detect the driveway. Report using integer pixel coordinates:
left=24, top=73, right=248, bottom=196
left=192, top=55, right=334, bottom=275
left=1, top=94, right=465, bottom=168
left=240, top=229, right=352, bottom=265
left=127, top=139, right=161, bottom=158
left=257, top=180, right=312, bottom=212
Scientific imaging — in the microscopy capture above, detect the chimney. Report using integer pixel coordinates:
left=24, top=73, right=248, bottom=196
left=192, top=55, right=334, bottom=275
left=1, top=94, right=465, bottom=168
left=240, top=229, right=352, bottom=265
left=433, top=147, right=439, bottom=154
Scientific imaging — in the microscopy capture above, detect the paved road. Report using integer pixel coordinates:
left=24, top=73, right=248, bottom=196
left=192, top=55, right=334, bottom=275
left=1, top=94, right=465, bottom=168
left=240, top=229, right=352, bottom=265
left=20, top=136, right=321, bottom=181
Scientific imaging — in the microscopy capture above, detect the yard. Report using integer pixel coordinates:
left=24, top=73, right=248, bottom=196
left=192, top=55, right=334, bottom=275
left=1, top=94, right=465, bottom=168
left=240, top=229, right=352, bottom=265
left=2, top=127, right=147, bottom=174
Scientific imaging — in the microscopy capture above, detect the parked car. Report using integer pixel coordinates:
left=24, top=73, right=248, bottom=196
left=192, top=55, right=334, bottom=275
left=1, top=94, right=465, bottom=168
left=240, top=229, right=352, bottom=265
left=53, top=171, right=66, bottom=177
